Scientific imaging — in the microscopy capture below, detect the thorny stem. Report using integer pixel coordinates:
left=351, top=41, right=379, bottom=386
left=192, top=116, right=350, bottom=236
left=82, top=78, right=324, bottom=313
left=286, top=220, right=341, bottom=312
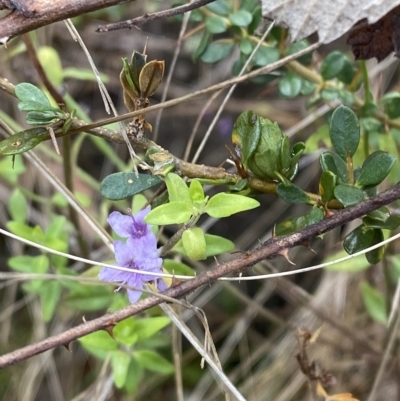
left=1, top=183, right=400, bottom=368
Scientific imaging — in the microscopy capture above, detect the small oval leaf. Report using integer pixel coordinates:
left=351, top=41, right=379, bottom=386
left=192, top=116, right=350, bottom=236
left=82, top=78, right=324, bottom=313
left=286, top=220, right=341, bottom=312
left=100, top=172, right=162, bottom=201
left=334, top=184, right=364, bottom=207
left=145, top=201, right=192, bottom=225
left=330, top=106, right=360, bottom=160
left=205, top=193, right=259, bottom=217
left=182, top=227, right=207, bottom=261
left=276, top=182, right=312, bottom=204
left=356, top=151, right=396, bottom=187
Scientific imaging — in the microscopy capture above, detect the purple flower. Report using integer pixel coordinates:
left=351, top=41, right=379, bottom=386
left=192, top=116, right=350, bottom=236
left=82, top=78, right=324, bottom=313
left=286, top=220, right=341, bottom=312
left=99, top=208, right=167, bottom=303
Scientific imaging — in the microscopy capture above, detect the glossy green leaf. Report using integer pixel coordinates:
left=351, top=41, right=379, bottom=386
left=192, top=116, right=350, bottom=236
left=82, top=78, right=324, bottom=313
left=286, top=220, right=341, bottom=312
left=356, top=151, right=396, bottom=187
left=133, top=350, right=174, bottom=374
left=145, top=201, right=193, bottom=225
left=343, top=225, right=374, bottom=254
left=112, top=350, right=131, bottom=388
left=320, top=151, right=349, bottom=183
left=279, top=72, right=302, bottom=98
left=380, top=92, right=400, bottom=119
left=205, top=193, right=259, bottom=217
left=206, top=15, right=227, bottom=33
left=337, top=56, right=355, bottom=84
left=366, top=228, right=384, bottom=265
left=334, top=184, right=364, bottom=207
left=100, top=172, right=162, bottom=201
left=8, top=189, right=27, bottom=223
left=229, top=10, right=252, bottom=26
left=320, top=51, right=348, bottom=80
left=363, top=214, right=400, bottom=230
left=319, top=171, right=336, bottom=202
left=201, top=42, right=234, bottom=63
left=360, top=281, right=387, bottom=324
left=182, top=227, right=207, bottom=260
left=330, top=106, right=360, bottom=160
left=276, top=182, right=312, bottom=204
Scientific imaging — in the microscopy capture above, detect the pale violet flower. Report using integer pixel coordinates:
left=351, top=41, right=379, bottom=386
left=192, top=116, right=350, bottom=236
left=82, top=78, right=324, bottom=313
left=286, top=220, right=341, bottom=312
left=99, top=207, right=167, bottom=303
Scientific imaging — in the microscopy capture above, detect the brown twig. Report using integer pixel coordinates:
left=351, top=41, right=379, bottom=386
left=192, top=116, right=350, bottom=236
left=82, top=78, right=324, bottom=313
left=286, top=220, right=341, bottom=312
left=96, top=0, right=217, bottom=32
left=0, top=0, right=134, bottom=43
left=1, top=183, right=400, bottom=368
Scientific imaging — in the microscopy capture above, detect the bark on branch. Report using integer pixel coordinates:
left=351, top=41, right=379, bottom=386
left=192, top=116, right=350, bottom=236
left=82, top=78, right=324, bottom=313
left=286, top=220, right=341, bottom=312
left=0, top=0, right=133, bottom=43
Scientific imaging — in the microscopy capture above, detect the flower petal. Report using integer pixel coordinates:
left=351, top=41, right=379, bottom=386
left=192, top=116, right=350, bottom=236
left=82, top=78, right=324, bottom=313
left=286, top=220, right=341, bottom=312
left=107, top=211, right=135, bottom=237
left=127, top=280, right=143, bottom=303
left=99, top=267, right=128, bottom=283
left=114, top=240, right=133, bottom=266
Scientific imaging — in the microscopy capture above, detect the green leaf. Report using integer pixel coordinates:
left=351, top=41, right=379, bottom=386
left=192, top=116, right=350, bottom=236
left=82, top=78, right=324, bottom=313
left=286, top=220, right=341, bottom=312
left=0, top=127, right=51, bottom=156
left=111, top=350, right=131, bottom=388
left=100, top=172, right=162, bottom=200
left=330, top=106, right=360, bottom=160
left=189, top=179, right=205, bottom=203
left=229, top=10, right=252, bottom=26
left=319, top=171, right=336, bottom=203
left=79, top=331, right=118, bottom=352
left=124, top=360, right=142, bottom=394
left=40, top=281, right=61, bottom=322
left=343, top=225, right=374, bottom=254
left=360, top=282, right=387, bottom=324
left=0, top=155, right=25, bottom=184
left=363, top=213, right=400, bottom=230
left=65, top=285, right=112, bottom=312
left=8, top=255, right=49, bottom=273
left=276, top=207, right=324, bottom=236
left=133, top=350, right=174, bottom=374
left=366, top=228, right=384, bottom=265
left=182, top=227, right=207, bottom=260
left=253, top=46, right=280, bottom=67
left=134, top=317, right=171, bottom=342
left=337, top=56, right=355, bottom=84
left=206, top=15, right=227, bottom=33
left=334, top=184, right=364, bottom=207
left=165, top=173, right=191, bottom=204
left=380, top=92, right=400, bottom=119
left=320, top=151, right=349, bottom=183
left=62, top=67, right=109, bottom=82
left=206, top=0, right=230, bottom=15
left=193, top=30, right=211, bottom=60
left=145, top=201, right=193, bottom=225
left=356, top=151, right=396, bottom=187
left=276, top=182, right=312, bottom=204
left=173, top=233, right=234, bottom=258
left=37, top=46, right=64, bottom=86
left=320, top=51, right=348, bottom=80
left=201, top=42, right=234, bottom=63
left=163, top=259, right=195, bottom=276
left=287, top=40, right=312, bottom=65
left=279, top=72, right=302, bottom=98
left=8, top=189, right=27, bottom=223
left=15, top=83, right=52, bottom=109
left=25, top=110, right=62, bottom=125
left=239, top=37, right=253, bottom=54
left=205, top=193, right=259, bottom=217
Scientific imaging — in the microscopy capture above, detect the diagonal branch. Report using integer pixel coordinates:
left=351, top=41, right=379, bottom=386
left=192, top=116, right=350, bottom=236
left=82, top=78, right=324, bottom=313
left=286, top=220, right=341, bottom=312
left=1, top=183, right=400, bottom=368
left=97, top=0, right=217, bottom=32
